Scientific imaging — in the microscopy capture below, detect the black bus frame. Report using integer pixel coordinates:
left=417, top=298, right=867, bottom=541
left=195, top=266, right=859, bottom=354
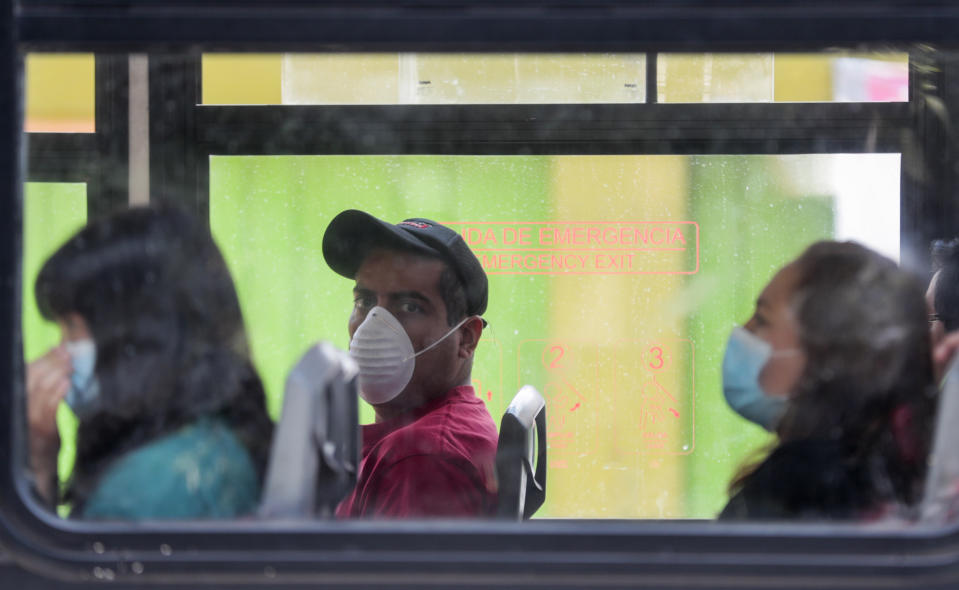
left=6, top=2, right=959, bottom=588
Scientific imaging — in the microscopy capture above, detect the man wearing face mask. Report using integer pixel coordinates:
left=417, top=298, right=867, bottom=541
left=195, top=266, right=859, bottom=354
left=322, top=209, right=498, bottom=518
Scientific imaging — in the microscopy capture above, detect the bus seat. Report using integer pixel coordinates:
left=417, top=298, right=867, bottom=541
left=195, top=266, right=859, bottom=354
left=259, top=342, right=359, bottom=519
left=920, top=357, right=959, bottom=525
left=495, top=385, right=547, bottom=520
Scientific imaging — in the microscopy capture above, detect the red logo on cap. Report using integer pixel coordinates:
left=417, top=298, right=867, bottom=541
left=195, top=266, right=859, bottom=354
left=399, top=221, right=430, bottom=229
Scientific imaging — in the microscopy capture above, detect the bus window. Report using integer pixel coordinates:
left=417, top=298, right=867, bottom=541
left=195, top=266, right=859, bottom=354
left=203, top=53, right=648, bottom=105
left=657, top=53, right=908, bottom=103
left=210, top=152, right=900, bottom=518
left=21, top=49, right=926, bottom=522
left=10, top=1, right=959, bottom=587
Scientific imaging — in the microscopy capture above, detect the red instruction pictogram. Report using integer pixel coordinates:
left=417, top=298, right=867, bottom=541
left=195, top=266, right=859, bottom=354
left=519, top=339, right=695, bottom=463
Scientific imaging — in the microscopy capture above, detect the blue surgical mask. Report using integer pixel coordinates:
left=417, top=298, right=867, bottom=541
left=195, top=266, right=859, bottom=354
left=721, top=326, right=794, bottom=431
left=64, top=339, right=101, bottom=419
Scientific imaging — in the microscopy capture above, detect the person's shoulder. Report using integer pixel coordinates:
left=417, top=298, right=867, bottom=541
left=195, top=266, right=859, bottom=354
left=81, top=419, right=259, bottom=520
left=420, top=389, right=497, bottom=441
left=380, top=390, right=497, bottom=460
left=115, top=418, right=251, bottom=468
left=720, top=439, right=870, bottom=521
left=425, top=388, right=496, bottom=425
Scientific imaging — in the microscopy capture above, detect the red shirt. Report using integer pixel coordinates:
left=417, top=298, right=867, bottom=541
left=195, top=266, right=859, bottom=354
left=336, top=386, right=498, bottom=518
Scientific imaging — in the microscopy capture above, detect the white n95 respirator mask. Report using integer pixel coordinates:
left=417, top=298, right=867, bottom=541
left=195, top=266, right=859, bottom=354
left=349, top=306, right=470, bottom=405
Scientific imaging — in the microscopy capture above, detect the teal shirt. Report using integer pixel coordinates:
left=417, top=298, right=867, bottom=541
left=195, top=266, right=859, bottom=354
left=80, top=419, right=260, bottom=520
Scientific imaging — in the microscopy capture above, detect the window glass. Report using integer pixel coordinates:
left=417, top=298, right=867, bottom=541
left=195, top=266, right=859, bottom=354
left=21, top=182, right=87, bottom=513
left=24, top=54, right=95, bottom=132
left=658, top=53, right=909, bottom=103
left=21, top=48, right=929, bottom=526
left=202, top=54, right=282, bottom=105
left=202, top=53, right=647, bottom=105
left=210, top=153, right=900, bottom=518
left=201, top=52, right=909, bottom=106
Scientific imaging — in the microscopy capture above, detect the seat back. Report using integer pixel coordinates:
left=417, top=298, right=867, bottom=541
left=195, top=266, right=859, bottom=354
left=259, top=342, right=359, bottom=519
left=921, top=357, right=959, bottom=525
left=495, top=385, right=547, bottom=520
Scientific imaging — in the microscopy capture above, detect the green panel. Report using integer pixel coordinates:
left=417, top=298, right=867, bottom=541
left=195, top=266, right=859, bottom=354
left=211, top=154, right=870, bottom=519
left=22, top=182, right=87, bottom=507
left=209, top=156, right=552, bottom=430
left=684, top=156, right=834, bottom=518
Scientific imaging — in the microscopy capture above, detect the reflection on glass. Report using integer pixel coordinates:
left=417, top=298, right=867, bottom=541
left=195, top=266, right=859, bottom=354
left=25, top=54, right=95, bottom=132
left=211, top=153, right=900, bottom=518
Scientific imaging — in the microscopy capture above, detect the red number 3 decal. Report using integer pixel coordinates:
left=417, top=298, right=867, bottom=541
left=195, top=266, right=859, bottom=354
left=648, top=346, right=664, bottom=370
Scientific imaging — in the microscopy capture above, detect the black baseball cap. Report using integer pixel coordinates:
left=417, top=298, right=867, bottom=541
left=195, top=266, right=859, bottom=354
left=322, top=209, right=488, bottom=317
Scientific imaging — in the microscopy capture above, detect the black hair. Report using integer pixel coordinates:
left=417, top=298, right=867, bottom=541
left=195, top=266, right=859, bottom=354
left=932, top=238, right=959, bottom=331
left=35, top=206, right=273, bottom=512
left=437, top=264, right=468, bottom=326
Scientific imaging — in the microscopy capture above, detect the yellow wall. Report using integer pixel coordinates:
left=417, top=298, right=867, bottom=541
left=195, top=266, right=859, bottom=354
left=545, top=156, right=690, bottom=517
left=202, top=54, right=283, bottom=105
left=25, top=54, right=95, bottom=132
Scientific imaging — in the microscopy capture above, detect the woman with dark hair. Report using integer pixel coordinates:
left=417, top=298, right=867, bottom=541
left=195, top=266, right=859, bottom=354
left=719, top=241, right=937, bottom=520
left=27, top=206, right=273, bottom=519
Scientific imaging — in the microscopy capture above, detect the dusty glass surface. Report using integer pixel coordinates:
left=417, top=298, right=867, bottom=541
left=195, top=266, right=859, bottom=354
left=657, top=53, right=909, bottom=103
left=201, top=52, right=909, bottom=105
left=211, top=153, right=900, bottom=518
left=203, top=53, right=647, bottom=105
left=24, top=50, right=943, bottom=524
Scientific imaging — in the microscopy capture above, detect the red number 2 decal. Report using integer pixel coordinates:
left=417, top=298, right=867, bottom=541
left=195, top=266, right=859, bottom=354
left=548, top=345, right=564, bottom=369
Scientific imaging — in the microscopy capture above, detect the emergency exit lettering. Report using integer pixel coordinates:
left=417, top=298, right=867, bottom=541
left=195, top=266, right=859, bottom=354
left=444, top=221, right=700, bottom=275
left=480, top=253, right=637, bottom=272
left=463, top=225, right=687, bottom=248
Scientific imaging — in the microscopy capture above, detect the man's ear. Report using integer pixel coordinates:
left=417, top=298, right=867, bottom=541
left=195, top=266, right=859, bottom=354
left=457, top=316, right=484, bottom=359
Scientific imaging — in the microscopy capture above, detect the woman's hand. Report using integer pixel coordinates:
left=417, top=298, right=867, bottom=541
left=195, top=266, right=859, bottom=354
left=26, top=346, right=71, bottom=505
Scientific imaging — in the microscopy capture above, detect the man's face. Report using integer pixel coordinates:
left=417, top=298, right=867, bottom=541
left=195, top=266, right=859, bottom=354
left=349, top=248, right=464, bottom=410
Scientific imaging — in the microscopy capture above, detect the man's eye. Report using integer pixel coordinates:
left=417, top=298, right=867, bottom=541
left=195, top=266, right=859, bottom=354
left=400, top=301, right=423, bottom=314
left=354, top=297, right=373, bottom=309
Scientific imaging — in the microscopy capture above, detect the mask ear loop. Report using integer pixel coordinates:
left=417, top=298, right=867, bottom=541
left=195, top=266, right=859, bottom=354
left=406, top=315, right=477, bottom=361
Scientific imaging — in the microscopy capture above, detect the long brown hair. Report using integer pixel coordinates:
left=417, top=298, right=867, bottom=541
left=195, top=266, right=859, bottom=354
left=730, top=241, right=936, bottom=512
